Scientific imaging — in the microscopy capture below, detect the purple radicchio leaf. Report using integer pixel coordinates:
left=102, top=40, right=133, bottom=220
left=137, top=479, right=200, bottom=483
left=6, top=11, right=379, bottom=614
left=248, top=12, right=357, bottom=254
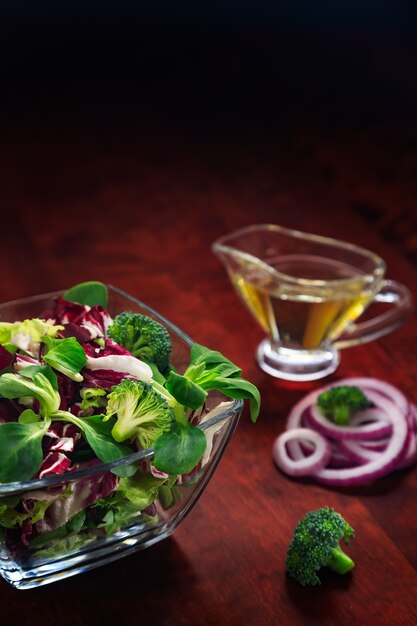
left=36, top=459, right=119, bottom=532
left=50, top=298, right=112, bottom=339
left=43, top=422, right=81, bottom=453
left=83, top=338, right=132, bottom=358
left=61, top=323, right=92, bottom=343
left=14, top=353, right=42, bottom=372
left=36, top=451, right=72, bottom=479
left=0, top=345, right=14, bottom=370
left=56, top=371, right=79, bottom=411
left=82, top=368, right=133, bottom=390
left=0, top=398, right=23, bottom=423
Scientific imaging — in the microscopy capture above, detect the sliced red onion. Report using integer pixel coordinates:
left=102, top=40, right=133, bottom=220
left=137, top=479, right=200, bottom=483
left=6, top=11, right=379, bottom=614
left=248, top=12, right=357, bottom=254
left=408, top=404, right=417, bottom=431
left=358, top=438, right=390, bottom=451
left=331, top=377, right=409, bottom=414
left=314, top=399, right=408, bottom=486
left=336, top=439, right=384, bottom=465
left=273, top=428, right=331, bottom=476
left=284, top=392, right=322, bottom=462
left=306, top=400, right=393, bottom=441
left=273, top=377, right=416, bottom=487
left=300, top=438, right=355, bottom=469
left=398, top=432, right=417, bottom=470
left=396, top=402, right=417, bottom=469
left=326, top=447, right=357, bottom=469
left=349, top=408, right=390, bottom=428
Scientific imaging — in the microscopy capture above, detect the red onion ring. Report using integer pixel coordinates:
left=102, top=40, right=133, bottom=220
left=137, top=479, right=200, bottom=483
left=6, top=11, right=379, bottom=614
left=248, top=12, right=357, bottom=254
left=409, top=404, right=417, bottom=431
left=272, top=377, right=417, bottom=487
left=272, top=428, right=331, bottom=476
left=314, top=399, right=408, bottom=485
left=284, top=391, right=323, bottom=462
left=306, top=398, right=393, bottom=441
left=398, top=433, right=417, bottom=470
left=336, top=439, right=386, bottom=465
left=333, top=377, right=409, bottom=413
left=297, top=435, right=356, bottom=468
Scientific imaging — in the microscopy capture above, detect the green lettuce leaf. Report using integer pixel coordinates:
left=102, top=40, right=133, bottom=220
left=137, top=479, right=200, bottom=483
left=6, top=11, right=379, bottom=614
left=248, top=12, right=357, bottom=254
left=165, top=371, right=207, bottom=410
left=42, top=337, right=87, bottom=382
left=52, top=411, right=133, bottom=467
left=63, top=281, right=108, bottom=308
left=0, top=420, right=50, bottom=482
left=153, top=421, right=206, bottom=475
left=0, top=318, right=63, bottom=351
left=0, top=371, right=60, bottom=416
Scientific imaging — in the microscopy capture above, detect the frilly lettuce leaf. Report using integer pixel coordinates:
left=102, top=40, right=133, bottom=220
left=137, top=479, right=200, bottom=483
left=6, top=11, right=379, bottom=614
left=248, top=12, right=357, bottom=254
left=0, top=318, right=63, bottom=353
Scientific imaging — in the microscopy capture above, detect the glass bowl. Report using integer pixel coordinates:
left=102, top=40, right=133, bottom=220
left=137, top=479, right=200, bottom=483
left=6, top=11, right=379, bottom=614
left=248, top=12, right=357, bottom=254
left=0, top=285, right=243, bottom=589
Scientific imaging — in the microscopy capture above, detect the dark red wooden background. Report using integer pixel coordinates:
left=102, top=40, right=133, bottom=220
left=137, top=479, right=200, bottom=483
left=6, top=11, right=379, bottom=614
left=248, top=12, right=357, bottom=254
left=1, top=6, right=417, bottom=624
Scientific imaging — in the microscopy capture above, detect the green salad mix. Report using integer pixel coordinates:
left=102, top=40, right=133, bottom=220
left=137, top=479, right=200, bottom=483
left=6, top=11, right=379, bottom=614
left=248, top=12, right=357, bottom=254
left=0, top=281, right=260, bottom=554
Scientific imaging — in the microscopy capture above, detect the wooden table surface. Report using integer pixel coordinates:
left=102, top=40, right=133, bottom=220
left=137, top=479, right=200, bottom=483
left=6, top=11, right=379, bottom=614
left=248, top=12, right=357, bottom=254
left=1, top=11, right=417, bottom=625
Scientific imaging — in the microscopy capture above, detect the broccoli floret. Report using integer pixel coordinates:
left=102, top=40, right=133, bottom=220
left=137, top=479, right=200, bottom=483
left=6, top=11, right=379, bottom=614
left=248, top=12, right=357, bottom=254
left=104, top=378, right=174, bottom=447
left=80, top=387, right=107, bottom=413
left=107, top=312, right=172, bottom=373
left=286, top=506, right=355, bottom=586
left=317, top=385, right=371, bottom=425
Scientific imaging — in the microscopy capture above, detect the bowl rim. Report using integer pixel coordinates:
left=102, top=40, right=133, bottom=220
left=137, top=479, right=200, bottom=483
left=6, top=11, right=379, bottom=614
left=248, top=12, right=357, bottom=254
left=0, top=284, right=243, bottom=495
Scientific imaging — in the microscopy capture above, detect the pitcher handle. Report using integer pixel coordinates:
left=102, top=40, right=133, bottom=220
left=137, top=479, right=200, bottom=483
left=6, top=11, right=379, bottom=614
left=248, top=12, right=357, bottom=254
left=334, top=279, right=413, bottom=349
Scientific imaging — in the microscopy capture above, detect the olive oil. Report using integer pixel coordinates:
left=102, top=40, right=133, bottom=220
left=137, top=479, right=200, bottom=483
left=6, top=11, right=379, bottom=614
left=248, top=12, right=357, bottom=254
left=228, top=255, right=373, bottom=349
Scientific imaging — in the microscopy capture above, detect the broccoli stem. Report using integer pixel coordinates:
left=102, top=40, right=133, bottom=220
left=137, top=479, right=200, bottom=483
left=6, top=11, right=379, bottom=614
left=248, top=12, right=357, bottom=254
left=326, top=544, right=355, bottom=575
left=132, top=336, right=147, bottom=351
left=173, top=403, right=187, bottom=424
left=151, top=380, right=187, bottom=424
left=334, top=405, right=350, bottom=425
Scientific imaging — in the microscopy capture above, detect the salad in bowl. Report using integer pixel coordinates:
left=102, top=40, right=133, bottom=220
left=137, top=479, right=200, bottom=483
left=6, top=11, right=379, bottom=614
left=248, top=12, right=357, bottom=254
left=0, top=282, right=260, bottom=589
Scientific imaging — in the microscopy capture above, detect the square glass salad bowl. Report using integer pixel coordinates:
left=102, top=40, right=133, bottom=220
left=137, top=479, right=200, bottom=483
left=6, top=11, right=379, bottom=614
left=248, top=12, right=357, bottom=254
left=0, top=285, right=243, bottom=589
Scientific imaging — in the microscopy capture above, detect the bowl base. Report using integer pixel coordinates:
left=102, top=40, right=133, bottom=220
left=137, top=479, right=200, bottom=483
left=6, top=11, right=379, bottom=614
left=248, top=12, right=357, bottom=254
left=1, top=523, right=172, bottom=589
